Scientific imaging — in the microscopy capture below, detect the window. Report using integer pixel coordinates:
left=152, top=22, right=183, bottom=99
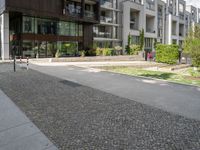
left=23, top=16, right=34, bottom=33
left=58, top=21, right=70, bottom=36
left=79, top=25, right=83, bottom=36
left=36, top=18, right=57, bottom=35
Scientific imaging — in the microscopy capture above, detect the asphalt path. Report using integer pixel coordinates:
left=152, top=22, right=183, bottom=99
left=30, top=64, right=200, bottom=121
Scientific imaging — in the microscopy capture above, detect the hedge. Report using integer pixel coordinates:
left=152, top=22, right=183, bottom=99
left=156, top=44, right=179, bottom=64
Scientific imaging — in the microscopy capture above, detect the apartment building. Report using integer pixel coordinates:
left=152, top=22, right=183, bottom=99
left=120, top=0, right=163, bottom=51
left=0, top=0, right=100, bottom=60
left=93, top=0, right=121, bottom=48
left=164, top=0, right=186, bottom=51
left=119, top=0, right=200, bottom=52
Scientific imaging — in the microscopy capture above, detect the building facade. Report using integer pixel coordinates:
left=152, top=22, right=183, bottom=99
left=93, top=0, right=122, bottom=48
left=118, top=0, right=200, bottom=52
left=0, top=0, right=100, bottom=60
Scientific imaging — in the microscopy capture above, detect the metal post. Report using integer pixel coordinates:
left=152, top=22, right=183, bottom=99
left=14, top=56, right=16, bottom=72
left=19, top=56, right=22, bottom=67
left=13, top=49, right=16, bottom=72
left=27, top=57, right=29, bottom=70
left=20, top=56, right=22, bottom=64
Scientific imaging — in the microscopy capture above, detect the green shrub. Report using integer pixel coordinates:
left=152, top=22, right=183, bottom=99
left=187, top=39, right=200, bottom=67
left=156, top=44, right=179, bottom=64
left=113, top=46, right=122, bottom=55
left=85, top=50, right=96, bottom=56
left=96, top=47, right=103, bottom=56
left=130, top=44, right=140, bottom=55
left=79, top=50, right=85, bottom=57
left=102, top=48, right=112, bottom=56
left=184, top=24, right=200, bottom=67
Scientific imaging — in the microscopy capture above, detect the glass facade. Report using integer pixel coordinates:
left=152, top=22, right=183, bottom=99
left=16, top=16, right=82, bottom=58
left=22, top=16, right=83, bottom=37
left=21, top=40, right=78, bottom=58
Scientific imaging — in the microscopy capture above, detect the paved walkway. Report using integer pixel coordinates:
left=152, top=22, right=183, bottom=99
left=30, top=63, right=200, bottom=121
left=0, top=89, right=58, bottom=150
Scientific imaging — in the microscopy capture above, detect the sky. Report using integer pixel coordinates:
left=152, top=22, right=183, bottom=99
left=186, top=0, right=200, bottom=7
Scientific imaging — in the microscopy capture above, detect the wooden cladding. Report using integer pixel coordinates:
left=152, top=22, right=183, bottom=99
left=5, top=0, right=100, bottom=23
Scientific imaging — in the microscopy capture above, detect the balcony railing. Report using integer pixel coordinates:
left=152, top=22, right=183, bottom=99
left=130, top=24, right=139, bottom=30
left=94, top=32, right=112, bottom=38
left=100, top=16, right=113, bottom=23
left=146, top=29, right=155, bottom=33
left=65, top=6, right=81, bottom=17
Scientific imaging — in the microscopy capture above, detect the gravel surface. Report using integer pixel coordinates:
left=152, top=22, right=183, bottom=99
left=0, top=63, right=200, bottom=150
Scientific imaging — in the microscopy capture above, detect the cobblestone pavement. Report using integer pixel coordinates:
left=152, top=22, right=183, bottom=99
left=0, top=63, right=200, bottom=150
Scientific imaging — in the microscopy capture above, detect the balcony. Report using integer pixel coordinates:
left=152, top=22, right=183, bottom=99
left=100, top=16, right=112, bottom=23
left=85, top=10, right=95, bottom=18
left=146, top=15, right=155, bottom=33
left=130, top=23, right=139, bottom=30
left=179, top=13, right=184, bottom=20
left=65, top=5, right=81, bottom=17
left=146, top=1, right=155, bottom=11
left=146, top=29, right=155, bottom=33
left=101, top=0, right=112, bottom=8
left=179, top=24, right=184, bottom=37
left=132, top=0, right=142, bottom=4
left=130, top=10, right=139, bottom=30
left=168, top=6, right=173, bottom=14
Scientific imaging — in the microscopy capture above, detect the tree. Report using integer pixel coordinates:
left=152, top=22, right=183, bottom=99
left=125, top=33, right=132, bottom=54
left=184, top=24, right=200, bottom=67
left=139, top=29, right=144, bottom=51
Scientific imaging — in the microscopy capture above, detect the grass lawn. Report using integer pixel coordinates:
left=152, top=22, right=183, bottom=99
left=102, top=66, right=200, bottom=87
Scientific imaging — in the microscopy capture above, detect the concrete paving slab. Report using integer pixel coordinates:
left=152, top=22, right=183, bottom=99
left=0, top=90, right=30, bottom=132
left=1, top=132, right=54, bottom=150
left=0, top=123, right=39, bottom=147
left=0, top=89, right=58, bottom=150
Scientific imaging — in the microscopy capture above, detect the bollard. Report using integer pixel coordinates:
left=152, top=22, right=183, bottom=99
left=20, top=56, right=22, bottom=64
left=27, top=57, right=29, bottom=70
left=14, top=56, right=16, bottom=72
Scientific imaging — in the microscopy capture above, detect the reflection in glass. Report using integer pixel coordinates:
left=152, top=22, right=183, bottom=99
left=57, top=41, right=78, bottom=57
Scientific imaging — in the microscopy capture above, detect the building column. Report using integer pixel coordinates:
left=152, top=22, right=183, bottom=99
left=1, top=13, right=10, bottom=60
left=166, top=14, right=172, bottom=44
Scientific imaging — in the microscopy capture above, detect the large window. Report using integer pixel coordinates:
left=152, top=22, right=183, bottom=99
left=23, top=16, right=35, bottom=33
left=58, top=21, right=70, bottom=36
left=36, top=18, right=57, bottom=35
left=22, top=16, right=83, bottom=37
left=57, top=41, right=78, bottom=56
left=58, top=21, right=82, bottom=36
